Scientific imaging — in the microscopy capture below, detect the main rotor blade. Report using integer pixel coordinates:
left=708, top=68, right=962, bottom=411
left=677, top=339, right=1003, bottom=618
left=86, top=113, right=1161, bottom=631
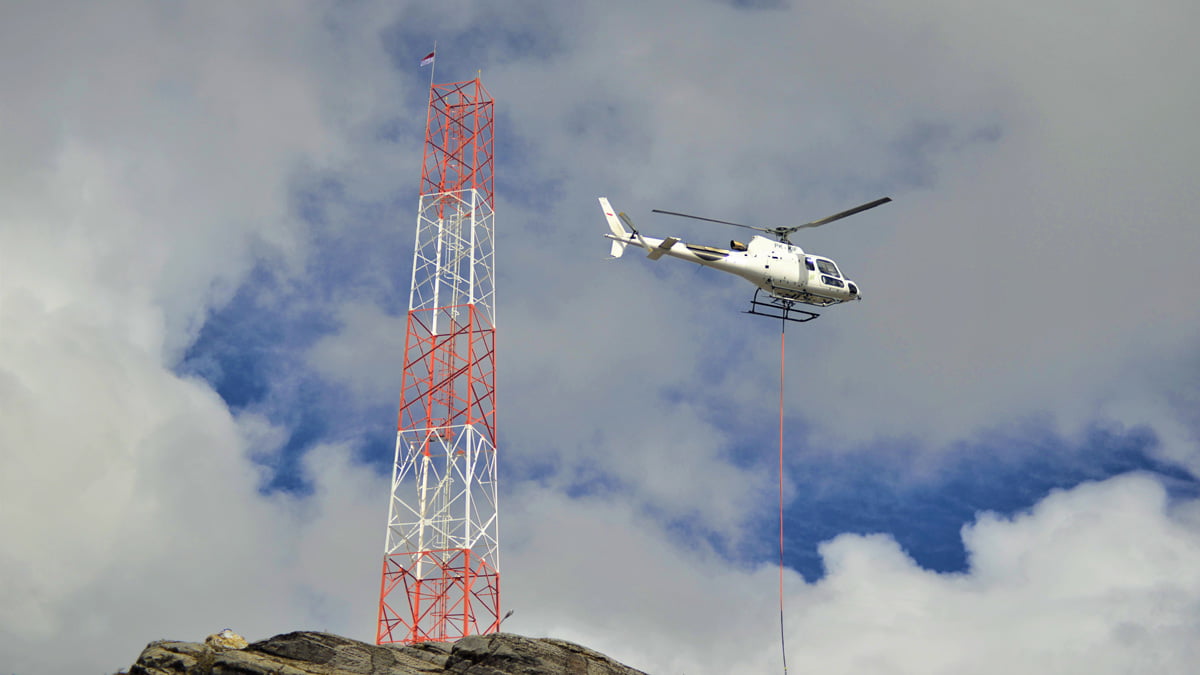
left=651, top=209, right=774, bottom=234
left=791, top=197, right=892, bottom=231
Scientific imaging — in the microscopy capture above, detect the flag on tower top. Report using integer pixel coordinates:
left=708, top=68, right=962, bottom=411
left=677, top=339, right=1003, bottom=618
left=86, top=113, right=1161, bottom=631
left=419, top=51, right=435, bottom=67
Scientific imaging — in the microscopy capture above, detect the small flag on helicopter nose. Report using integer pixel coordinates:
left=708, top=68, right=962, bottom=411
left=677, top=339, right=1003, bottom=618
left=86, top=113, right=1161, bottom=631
left=419, top=51, right=435, bottom=67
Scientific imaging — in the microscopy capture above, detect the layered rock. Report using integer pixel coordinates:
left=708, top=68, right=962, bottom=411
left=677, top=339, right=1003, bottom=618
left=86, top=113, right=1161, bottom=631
left=129, top=630, right=649, bottom=675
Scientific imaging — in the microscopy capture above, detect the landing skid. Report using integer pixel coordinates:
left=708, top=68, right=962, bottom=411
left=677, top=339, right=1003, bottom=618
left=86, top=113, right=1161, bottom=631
left=745, top=288, right=820, bottom=323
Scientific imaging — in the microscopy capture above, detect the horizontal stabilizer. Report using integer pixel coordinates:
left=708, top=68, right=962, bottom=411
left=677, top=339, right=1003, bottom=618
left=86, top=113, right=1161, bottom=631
left=647, top=237, right=679, bottom=261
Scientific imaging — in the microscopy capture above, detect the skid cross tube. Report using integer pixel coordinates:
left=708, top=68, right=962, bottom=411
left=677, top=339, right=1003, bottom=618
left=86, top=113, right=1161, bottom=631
left=745, top=288, right=820, bottom=323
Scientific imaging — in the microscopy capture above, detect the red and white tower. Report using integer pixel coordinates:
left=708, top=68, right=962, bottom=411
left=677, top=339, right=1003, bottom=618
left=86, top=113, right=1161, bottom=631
left=377, top=77, right=500, bottom=645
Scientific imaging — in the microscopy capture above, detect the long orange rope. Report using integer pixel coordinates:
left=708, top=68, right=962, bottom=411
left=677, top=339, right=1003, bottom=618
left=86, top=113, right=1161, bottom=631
left=778, top=319, right=789, bottom=674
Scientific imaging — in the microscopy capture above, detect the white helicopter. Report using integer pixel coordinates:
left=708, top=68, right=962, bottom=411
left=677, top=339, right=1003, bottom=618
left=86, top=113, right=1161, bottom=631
left=598, top=196, right=891, bottom=322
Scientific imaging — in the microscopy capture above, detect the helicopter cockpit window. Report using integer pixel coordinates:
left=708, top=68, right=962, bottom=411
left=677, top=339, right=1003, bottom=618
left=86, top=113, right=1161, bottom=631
left=817, top=259, right=841, bottom=277
left=822, top=275, right=844, bottom=288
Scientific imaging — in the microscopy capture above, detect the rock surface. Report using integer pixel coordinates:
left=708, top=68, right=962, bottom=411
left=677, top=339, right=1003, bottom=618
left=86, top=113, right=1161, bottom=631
left=129, top=630, right=650, bottom=675
left=205, top=629, right=250, bottom=651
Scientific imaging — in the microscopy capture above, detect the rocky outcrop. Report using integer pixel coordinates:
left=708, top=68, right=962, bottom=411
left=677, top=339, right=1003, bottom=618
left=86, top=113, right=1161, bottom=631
left=129, top=630, right=650, bottom=675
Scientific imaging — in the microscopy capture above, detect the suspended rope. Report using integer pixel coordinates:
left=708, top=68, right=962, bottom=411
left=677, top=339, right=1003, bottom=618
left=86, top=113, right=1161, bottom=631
left=778, top=318, right=789, bottom=674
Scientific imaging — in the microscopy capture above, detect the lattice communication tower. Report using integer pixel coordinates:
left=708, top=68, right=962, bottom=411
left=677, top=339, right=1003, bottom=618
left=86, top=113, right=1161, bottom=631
left=377, top=77, right=500, bottom=645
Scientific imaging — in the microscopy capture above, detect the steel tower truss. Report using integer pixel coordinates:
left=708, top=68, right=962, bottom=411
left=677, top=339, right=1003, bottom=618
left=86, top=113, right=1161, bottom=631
left=377, top=78, right=499, bottom=645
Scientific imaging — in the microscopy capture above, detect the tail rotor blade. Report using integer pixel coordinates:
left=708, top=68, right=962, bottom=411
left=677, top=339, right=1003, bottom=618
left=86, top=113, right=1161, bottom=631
left=618, top=212, right=639, bottom=234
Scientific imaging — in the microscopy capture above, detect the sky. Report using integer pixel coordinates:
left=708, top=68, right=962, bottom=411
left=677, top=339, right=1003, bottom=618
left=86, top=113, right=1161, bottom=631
left=2, top=1, right=1199, bottom=673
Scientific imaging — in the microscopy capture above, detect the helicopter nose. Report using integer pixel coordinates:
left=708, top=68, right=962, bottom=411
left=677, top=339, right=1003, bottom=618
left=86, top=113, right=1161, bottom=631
left=847, top=281, right=860, bottom=298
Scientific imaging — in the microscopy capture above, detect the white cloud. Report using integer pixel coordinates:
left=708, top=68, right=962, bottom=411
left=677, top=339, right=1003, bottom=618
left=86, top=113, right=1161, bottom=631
left=502, top=473, right=1200, bottom=675
left=0, top=2, right=390, bottom=671
left=306, top=302, right=409, bottom=404
left=0, top=288, right=296, bottom=668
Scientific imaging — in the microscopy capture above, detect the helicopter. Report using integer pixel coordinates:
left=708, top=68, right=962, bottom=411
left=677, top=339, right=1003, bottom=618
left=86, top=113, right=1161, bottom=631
left=598, top=196, right=891, bottom=322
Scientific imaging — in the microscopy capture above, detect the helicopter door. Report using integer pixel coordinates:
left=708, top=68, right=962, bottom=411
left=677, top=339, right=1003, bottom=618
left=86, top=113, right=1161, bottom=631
left=766, top=251, right=803, bottom=290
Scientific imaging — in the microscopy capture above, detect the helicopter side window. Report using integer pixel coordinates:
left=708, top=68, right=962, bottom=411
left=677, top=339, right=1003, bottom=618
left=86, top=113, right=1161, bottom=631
left=822, top=275, right=844, bottom=288
left=817, top=259, right=840, bottom=277
left=805, top=257, right=816, bottom=271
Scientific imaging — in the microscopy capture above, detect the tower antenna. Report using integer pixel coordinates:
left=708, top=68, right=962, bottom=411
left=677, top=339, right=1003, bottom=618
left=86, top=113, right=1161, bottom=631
left=377, top=76, right=500, bottom=645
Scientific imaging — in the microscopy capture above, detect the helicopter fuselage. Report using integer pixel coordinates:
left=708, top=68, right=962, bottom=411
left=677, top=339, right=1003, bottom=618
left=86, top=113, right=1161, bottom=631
left=606, top=230, right=860, bottom=307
